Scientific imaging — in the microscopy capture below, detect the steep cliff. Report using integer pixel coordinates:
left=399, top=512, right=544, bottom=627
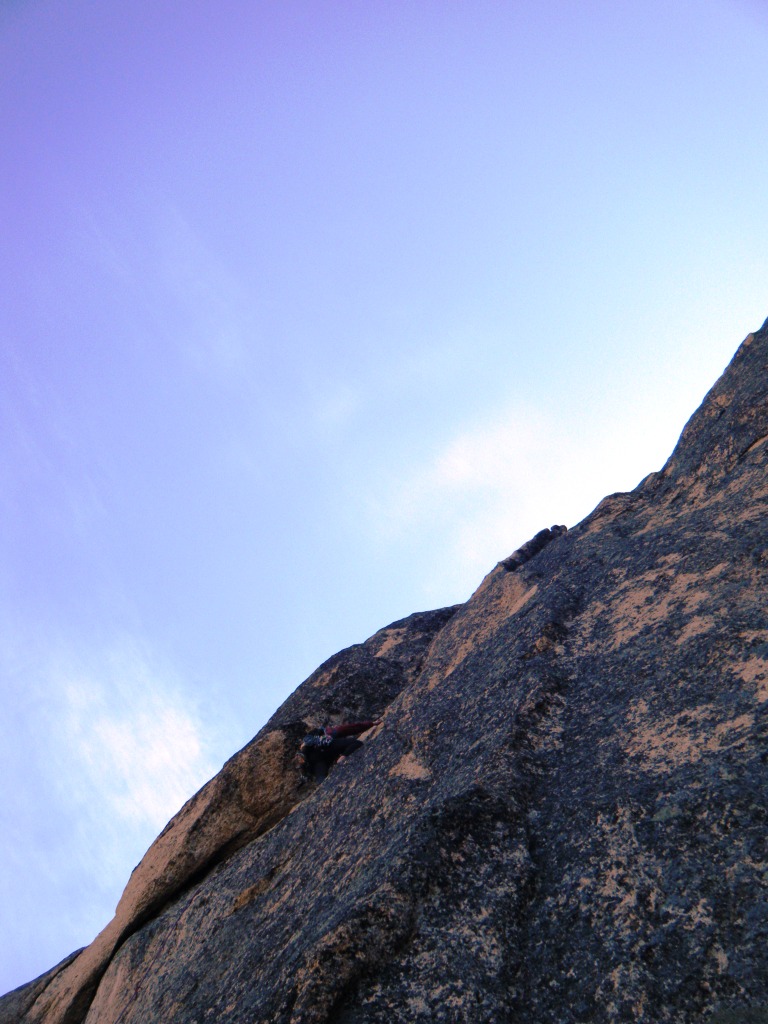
left=4, top=321, right=768, bottom=1024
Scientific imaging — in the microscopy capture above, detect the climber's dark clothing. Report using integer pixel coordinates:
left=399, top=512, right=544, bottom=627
left=299, top=721, right=374, bottom=781
left=306, top=737, right=364, bottom=781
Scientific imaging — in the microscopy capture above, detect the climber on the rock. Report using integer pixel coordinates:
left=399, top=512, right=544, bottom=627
left=295, top=720, right=378, bottom=781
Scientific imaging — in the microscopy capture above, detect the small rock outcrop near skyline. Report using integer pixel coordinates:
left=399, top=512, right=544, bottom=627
left=3, top=319, right=768, bottom=1024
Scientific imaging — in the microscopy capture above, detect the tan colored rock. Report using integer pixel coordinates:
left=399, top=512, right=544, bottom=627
left=15, top=606, right=458, bottom=1024
left=26, top=726, right=308, bottom=1024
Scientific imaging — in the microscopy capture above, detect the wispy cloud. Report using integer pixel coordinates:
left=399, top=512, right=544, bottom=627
left=52, top=638, right=216, bottom=835
left=369, top=403, right=561, bottom=534
left=364, top=398, right=681, bottom=599
left=83, top=201, right=260, bottom=382
left=0, top=626, right=218, bottom=980
left=154, top=208, right=260, bottom=379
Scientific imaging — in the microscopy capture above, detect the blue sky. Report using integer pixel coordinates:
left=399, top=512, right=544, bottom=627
left=1, top=0, right=767, bottom=995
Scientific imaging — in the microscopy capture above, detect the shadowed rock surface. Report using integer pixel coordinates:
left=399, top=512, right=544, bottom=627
left=3, top=320, right=768, bottom=1024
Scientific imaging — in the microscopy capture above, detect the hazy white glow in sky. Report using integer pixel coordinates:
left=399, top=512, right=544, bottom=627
left=2, top=0, right=767, bottom=995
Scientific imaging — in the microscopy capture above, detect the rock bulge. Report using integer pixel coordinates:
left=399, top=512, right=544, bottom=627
left=3, top=320, right=768, bottom=1024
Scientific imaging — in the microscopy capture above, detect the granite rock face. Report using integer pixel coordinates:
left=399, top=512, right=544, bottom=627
left=3, top=321, right=768, bottom=1024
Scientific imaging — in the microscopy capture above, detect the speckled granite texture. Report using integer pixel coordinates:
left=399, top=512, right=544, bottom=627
left=4, top=320, right=767, bottom=1024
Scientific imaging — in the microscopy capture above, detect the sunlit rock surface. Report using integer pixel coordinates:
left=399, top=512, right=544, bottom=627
left=3, top=320, right=768, bottom=1024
